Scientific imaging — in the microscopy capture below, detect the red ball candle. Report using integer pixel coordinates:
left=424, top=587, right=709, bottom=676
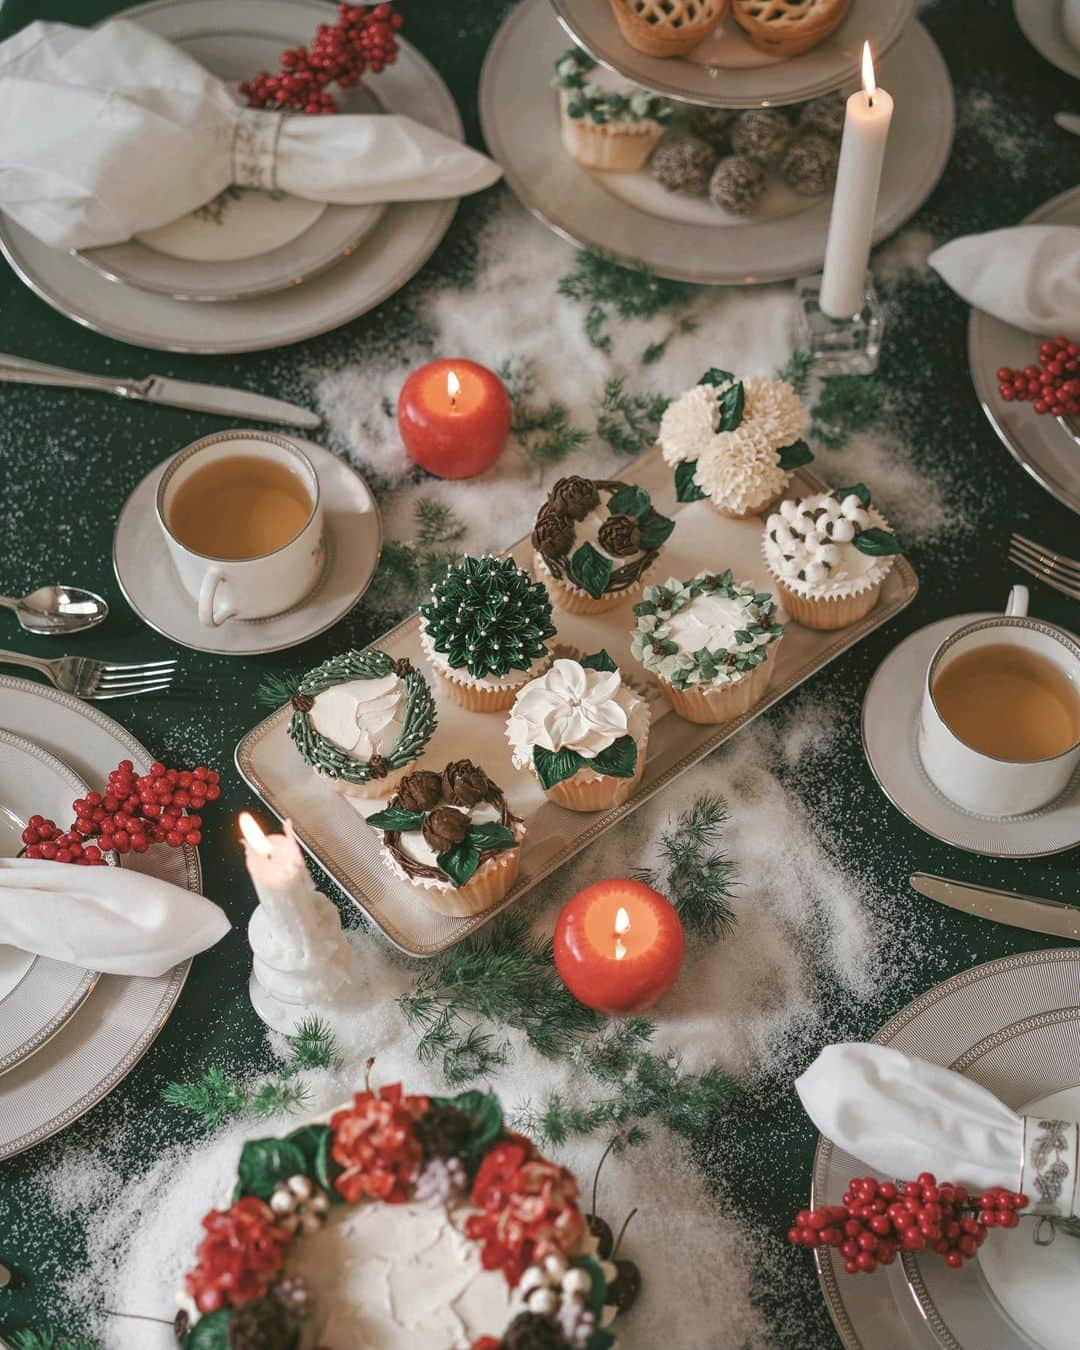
left=397, top=358, right=511, bottom=479
left=554, top=878, right=685, bottom=1014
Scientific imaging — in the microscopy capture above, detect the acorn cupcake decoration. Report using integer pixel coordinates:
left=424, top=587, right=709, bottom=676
left=762, top=483, right=901, bottom=631
left=285, top=648, right=437, bottom=799
left=419, top=554, right=556, bottom=713
left=506, top=650, right=650, bottom=812
left=659, top=368, right=812, bottom=518
left=367, top=760, right=525, bottom=916
left=532, top=475, right=675, bottom=615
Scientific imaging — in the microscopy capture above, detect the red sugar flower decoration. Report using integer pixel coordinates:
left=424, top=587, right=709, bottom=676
left=330, top=1082, right=430, bottom=1204
left=465, top=1139, right=586, bottom=1286
left=184, top=1196, right=294, bottom=1313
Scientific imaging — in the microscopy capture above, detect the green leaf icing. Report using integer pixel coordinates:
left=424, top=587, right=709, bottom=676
left=674, top=459, right=706, bottom=503
left=833, top=482, right=872, bottom=507
left=580, top=649, right=618, bottom=673
left=854, top=526, right=902, bottom=556
left=437, top=840, right=482, bottom=888
left=367, top=806, right=425, bottom=832
left=589, top=734, right=638, bottom=779
left=637, top=505, right=676, bottom=551
left=568, top=541, right=614, bottom=600
left=553, top=48, right=672, bottom=126
left=234, top=1136, right=309, bottom=1201
left=533, top=744, right=586, bottom=791
left=606, top=483, right=651, bottom=519
left=776, top=438, right=814, bottom=471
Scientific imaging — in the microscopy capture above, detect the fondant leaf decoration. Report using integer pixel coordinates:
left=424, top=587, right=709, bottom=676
left=833, top=482, right=872, bottom=507
left=698, top=367, right=734, bottom=388
left=533, top=744, right=586, bottom=790
left=674, top=459, right=706, bottom=503
left=234, top=1136, right=309, bottom=1202
left=637, top=506, right=675, bottom=551
left=568, top=541, right=614, bottom=600
left=437, top=839, right=482, bottom=888
left=367, top=807, right=425, bottom=832
left=433, top=1089, right=505, bottom=1173
left=287, top=1123, right=340, bottom=1199
left=581, top=649, right=618, bottom=673
left=466, top=822, right=517, bottom=851
left=606, top=483, right=650, bottom=519
left=715, top=380, right=745, bottom=432
left=776, top=438, right=814, bottom=471
left=572, top=1255, right=610, bottom=1319
left=590, top=734, right=638, bottom=780
left=854, top=527, right=902, bottom=556
left=185, top=1307, right=232, bottom=1349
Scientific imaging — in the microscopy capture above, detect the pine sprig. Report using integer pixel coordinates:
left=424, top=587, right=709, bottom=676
left=365, top=499, right=470, bottom=616
left=810, top=375, right=881, bottom=449
left=774, top=349, right=814, bottom=399
left=499, top=357, right=589, bottom=466
left=282, top=1014, right=343, bottom=1074
left=596, top=377, right=669, bottom=456
left=415, top=497, right=467, bottom=551
left=557, top=247, right=698, bottom=354
left=256, top=670, right=302, bottom=709
left=638, top=793, right=739, bottom=941
left=12, top=1333, right=98, bottom=1350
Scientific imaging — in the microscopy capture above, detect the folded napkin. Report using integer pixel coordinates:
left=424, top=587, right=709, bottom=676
left=0, top=20, right=501, bottom=251
left=0, top=857, right=229, bottom=977
left=797, top=1042, right=1079, bottom=1216
left=928, top=226, right=1080, bottom=336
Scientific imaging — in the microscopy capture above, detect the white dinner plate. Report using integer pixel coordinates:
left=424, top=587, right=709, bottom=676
left=480, top=1, right=953, bottom=284
left=551, top=0, right=915, bottom=108
left=968, top=186, right=1080, bottom=518
left=0, top=678, right=198, bottom=1160
left=112, top=438, right=381, bottom=655
left=1014, top=0, right=1080, bottom=79
left=0, top=730, right=100, bottom=1076
left=0, top=0, right=461, bottom=352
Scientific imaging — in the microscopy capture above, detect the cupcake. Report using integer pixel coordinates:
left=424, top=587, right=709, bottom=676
left=286, top=649, right=437, bottom=800
left=532, top=475, right=675, bottom=616
left=762, top=484, right=901, bottom=630
left=367, top=761, right=524, bottom=917
left=659, top=368, right=813, bottom=517
left=419, top=555, right=556, bottom=713
left=507, top=651, right=649, bottom=812
left=631, top=572, right=783, bottom=724
left=609, top=0, right=727, bottom=59
left=554, top=48, right=672, bottom=173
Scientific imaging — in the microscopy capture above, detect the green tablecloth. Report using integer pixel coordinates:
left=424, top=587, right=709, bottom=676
left=0, top=1, right=1076, bottom=1345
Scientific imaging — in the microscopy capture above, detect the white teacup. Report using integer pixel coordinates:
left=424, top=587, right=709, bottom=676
left=156, top=430, right=325, bottom=628
left=918, top=586, right=1080, bottom=817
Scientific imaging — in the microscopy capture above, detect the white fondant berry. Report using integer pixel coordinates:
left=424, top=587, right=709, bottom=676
left=804, top=560, right=829, bottom=584
left=544, top=1254, right=569, bottom=1279
left=840, top=494, right=863, bottom=519
left=814, top=543, right=840, bottom=568
left=779, top=499, right=800, bottom=523
left=562, top=1268, right=593, bottom=1298
left=831, top=518, right=856, bottom=543
left=528, top=1288, right=561, bottom=1316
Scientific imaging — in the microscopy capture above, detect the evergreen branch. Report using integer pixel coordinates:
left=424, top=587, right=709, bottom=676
left=161, top=1066, right=249, bottom=1129
left=415, top=497, right=467, bottom=550
left=363, top=499, right=468, bottom=616
left=256, top=671, right=301, bottom=709
left=596, top=377, right=669, bottom=456
left=809, top=375, right=881, bottom=450
left=558, top=248, right=698, bottom=352
left=774, top=350, right=814, bottom=399
left=281, top=1015, right=342, bottom=1073
left=499, top=357, right=589, bottom=465
left=12, top=1331, right=98, bottom=1350
left=642, top=316, right=698, bottom=367
left=249, top=1079, right=312, bottom=1118
left=638, top=793, right=739, bottom=941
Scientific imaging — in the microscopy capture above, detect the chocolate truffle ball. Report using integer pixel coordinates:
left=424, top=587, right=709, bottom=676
left=798, top=92, right=846, bottom=141
left=650, top=135, right=718, bottom=196
left=687, top=106, right=735, bottom=150
left=781, top=135, right=839, bottom=196
left=730, top=108, right=792, bottom=166
left=708, top=154, right=767, bottom=215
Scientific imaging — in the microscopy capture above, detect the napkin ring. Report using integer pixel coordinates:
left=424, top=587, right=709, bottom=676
left=1020, top=1116, right=1080, bottom=1217
left=233, top=108, right=284, bottom=193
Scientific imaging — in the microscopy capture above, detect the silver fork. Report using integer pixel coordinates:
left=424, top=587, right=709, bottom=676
left=1009, top=533, right=1080, bottom=602
left=0, top=649, right=176, bottom=699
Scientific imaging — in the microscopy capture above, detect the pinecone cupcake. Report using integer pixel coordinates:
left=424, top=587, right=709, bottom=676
left=554, top=48, right=672, bottom=173
left=286, top=649, right=437, bottom=800
left=507, top=651, right=649, bottom=812
left=367, top=761, right=525, bottom=917
left=419, top=555, right=556, bottom=713
left=532, top=476, right=674, bottom=616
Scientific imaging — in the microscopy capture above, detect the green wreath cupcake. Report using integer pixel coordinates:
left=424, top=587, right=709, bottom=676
left=419, top=555, right=557, bottom=714
left=532, top=476, right=675, bottom=616
left=286, top=649, right=437, bottom=800
left=554, top=47, right=672, bottom=173
left=631, top=572, right=784, bottom=724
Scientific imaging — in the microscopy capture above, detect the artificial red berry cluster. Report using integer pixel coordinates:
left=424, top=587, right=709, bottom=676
left=21, top=759, right=219, bottom=865
left=789, top=1172, right=1027, bottom=1275
left=240, top=3, right=403, bottom=114
left=997, top=336, right=1080, bottom=416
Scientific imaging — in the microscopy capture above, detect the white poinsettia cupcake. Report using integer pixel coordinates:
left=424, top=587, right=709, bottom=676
left=554, top=47, right=672, bottom=173
left=659, top=368, right=812, bottom=518
left=367, top=760, right=525, bottom=918
left=762, top=484, right=901, bottom=630
left=630, top=572, right=783, bottom=724
left=507, top=652, right=649, bottom=812
left=286, top=649, right=437, bottom=800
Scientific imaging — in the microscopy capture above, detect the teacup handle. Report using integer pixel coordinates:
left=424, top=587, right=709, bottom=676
left=1006, top=585, right=1029, bottom=618
left=198, top=568, right=237, bottom=628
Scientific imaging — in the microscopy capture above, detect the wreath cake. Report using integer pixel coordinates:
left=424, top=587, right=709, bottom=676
left=178, top=1081, right=636, bottom=1350
left=532, top=476, right=675, bottom=617
left=285, top=649, right=437, bottom=800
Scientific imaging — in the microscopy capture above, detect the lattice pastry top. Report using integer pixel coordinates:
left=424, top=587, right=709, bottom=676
left=731, top=0, right=849, bottom=57
left=610, top=0, right=728, bottom=57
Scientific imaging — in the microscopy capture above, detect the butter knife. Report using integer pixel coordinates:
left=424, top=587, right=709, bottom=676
left=0, top=353, right=320, bottom=430
left=910, top=872, right=1080, bottom=941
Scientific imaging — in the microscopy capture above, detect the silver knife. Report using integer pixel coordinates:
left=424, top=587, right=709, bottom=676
left=0, top=353, right=320, bottom=430
left=911, top=872, right=1080, bottom=942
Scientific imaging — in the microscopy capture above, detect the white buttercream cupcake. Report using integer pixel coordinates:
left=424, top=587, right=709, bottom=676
left=507, top=653, right=649, bottom=812
left=762, top=485, right=901, bottom=630
left=554, top=47, right=672, bottom=173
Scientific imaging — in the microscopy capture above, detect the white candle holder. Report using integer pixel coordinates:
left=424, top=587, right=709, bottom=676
left=793, top=272, right=885, bottom=376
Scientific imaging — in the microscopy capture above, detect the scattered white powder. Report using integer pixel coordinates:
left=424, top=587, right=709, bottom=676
left=873, top=227, right=938, bottom=282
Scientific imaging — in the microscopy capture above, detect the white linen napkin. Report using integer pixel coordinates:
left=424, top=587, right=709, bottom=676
left=0, top=857, right=229, bottom=977
left=928, top=226, right=1080, bottom=335
left=797, top=1043, right=1080, bottom=1216
left=0, top=20, right=502, bottom=251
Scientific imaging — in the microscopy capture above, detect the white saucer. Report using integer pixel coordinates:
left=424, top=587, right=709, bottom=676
left=862, top=613, right=1080, bottom=858
left=112, top=438, right=382, bottom=655
left=1015, top=0, right=1080, bottom=78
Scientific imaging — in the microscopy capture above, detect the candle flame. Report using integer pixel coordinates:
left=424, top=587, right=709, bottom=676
left=239, top=811, right=272, bottom=859
left=613, top=906, right=631, bottom=960
left=861, top=41, right=876, bottom=104
left=447, top=369, right=461, bottom=406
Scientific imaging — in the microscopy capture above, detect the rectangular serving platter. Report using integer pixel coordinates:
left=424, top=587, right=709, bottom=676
left=236, top=450, right=918, bottom=957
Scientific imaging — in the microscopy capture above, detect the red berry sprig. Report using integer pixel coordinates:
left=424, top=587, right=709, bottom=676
left=789, top=1172, right=1027, bottom=1275
left=240, top=3, right=403, bottom=115
left=20, top=759, right=219, bottom=865
left=997, top=335, right=1080, bottom=417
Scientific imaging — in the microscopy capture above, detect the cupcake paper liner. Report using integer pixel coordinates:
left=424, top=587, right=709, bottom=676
left=413, top=845, right=522, bottom=919
left=428, top=661, right=544, bottom=713
left=709, top=484, right=787, bottom=521
left=533, top=551, right=652, bottom=616
left=320, top=763, right=410, bottom=801
left=559, top=101, right=664, bottom=173
left=774, top=578, right=882, bottom=631
left=542, top=723, right=650, bottom=812
left=661, top=640, right=780, bottom=724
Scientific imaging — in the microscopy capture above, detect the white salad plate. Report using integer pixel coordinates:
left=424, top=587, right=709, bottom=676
left=0, top=730, right=100, bottom=1076
left=813, top=949, right=1080, bottom=1350
left=862, top=613, right=1080, bottom=858
left=113, top=438, right=382, bottom=656
left=480, top=1, right=953, bottom=285
left=552, top=0, right=914, bottom=108
left=969, top=187, right=1080, bottom=518
left=1014, top=0, right=1080, bottom=79
left=0, top=0, right=461, bottom=352
left=0, top=678, right=198, bottom=1160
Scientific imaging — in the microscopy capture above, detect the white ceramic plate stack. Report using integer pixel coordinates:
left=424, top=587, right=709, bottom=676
left=0, top=0, right=465, bottom=353
left=480, top=0, right=954, bottom=284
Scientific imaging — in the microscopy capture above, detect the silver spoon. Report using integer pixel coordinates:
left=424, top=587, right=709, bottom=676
left=0, top=584, right=109, bottom=635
